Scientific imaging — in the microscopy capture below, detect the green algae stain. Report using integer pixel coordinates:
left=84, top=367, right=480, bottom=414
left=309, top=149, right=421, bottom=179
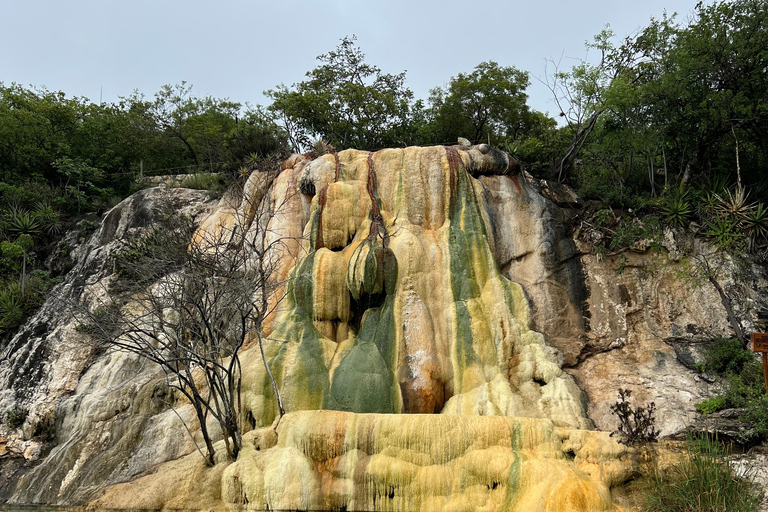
left=263, top=179, right=403, bottom=416
left=444, top=147, right=532, bottom=391
left=260, top=233, right=331, bottom=419
left=326, top=338, right=394, bottom=413
left=326, top=257, right=399, bottom=414
left=446, top=149, right=490, bottom=391
left=501, top=419, right=525, bottom=511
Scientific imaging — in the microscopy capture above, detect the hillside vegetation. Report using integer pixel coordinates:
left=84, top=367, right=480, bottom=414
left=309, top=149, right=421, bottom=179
left=2, top=0, right=767, bottom=345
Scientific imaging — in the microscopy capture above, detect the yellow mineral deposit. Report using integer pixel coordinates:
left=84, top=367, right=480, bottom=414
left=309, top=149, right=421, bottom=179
left=94, top=145, right=637, bottom=511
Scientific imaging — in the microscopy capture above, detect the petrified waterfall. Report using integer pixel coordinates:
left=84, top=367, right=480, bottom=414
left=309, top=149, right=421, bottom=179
left=183, top=145, right=630, bottom=511
left=234, top=147, right=593, bottom=428
left=8, top=141, right=766, bottom=509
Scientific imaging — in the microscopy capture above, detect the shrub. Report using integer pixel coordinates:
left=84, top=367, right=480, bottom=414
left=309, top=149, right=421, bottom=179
left=696, top=396, right=727, bottom=415
left=6, top=403, right=27, bottom=429
left=697, top=338, right=768, bottom=439
left=644, top=434, right=763, bottom=512
left=704, top=337, right=756, bottom=376
left=179, top=173, right=227, bottom=192
left=0, top=287, right=24, bottom=331
left=610, top=388, right=660, bottom=445
left=0, top=271, right=59, bottom=345
left=705, top=217, right=747, bottom=252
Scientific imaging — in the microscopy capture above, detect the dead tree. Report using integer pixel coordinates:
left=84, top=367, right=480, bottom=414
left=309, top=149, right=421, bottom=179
left=79, top=172, right=294, bottom=465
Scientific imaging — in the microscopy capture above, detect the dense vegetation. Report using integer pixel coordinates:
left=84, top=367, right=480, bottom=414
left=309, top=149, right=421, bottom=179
left=644, top=433, right=763, bottom=512
left=696, top=338, right=768, bottom=439
left=0, top=83, right=287, bottom=343
left=2, top=0, right=767, bottom=346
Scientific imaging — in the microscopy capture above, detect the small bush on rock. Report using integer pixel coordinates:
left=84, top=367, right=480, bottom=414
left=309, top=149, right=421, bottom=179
left=697, top=338, right=768, bottom=439
left=696, top=396, right=727, bottom=415
left=179, top=173, right=228, bottom=192
left=610, top=388, right=660, bottom=445
left=6, top=403, right=27, bottom=429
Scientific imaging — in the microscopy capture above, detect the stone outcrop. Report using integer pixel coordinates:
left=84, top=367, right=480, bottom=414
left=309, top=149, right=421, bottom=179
left=569, top=239, right=767, bottom=436
left=237, top=147, right=592, bottom=430
left=1, top=144, right=765, bottom=509
left=94, top=411, right=633, bottom=512
left=0, top=187, right=218, bottom=502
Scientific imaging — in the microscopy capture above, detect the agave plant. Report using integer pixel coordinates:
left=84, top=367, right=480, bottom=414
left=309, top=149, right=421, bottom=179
left=311, top=139, right=333, bottom=157
left=703, top=174, right=729, bottom=195
left=698, top=190, right=719, bottom=220
left=714, top=186, right=754, bottom=220
left=32, top=201, right=62, bottom=235
left=741, top=203, right=768, bottom=250
left=705, top=217, right=746, bottom=251
left=7, top=208, right=42, bottom=238
left=661, top=193, right=694, bottom=228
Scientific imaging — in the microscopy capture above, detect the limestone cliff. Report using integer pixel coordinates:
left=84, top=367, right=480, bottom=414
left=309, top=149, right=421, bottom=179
left=0, top=144, right=765, bottom=510
left=233, top=146, right=591, bottom=430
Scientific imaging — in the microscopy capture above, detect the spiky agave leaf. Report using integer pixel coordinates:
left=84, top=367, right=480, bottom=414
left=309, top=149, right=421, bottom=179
left=7, top=209, right=42, bottom=238
left=714, top=186, right=754, bottom=220
left=741, top=202, right=768, bottom=250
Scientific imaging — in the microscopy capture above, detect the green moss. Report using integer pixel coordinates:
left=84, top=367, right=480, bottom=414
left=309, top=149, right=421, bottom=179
left=502, top=421, right=524, bottom=510
left=326, top=338, right=394, bottom=413
left=445, top=151, right=515, bottom=391
left=325, top=266, right=399, bottom=414
left=256, top=248, right=331, bottom=421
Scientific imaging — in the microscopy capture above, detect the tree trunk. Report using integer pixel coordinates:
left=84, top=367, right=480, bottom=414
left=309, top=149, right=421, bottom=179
left=257, top=331, right=285, bottom=418
left=193, top=400, right=216, bottom=466
left=21, top=251, right=26, bottom=295
left=731, top=125, right=742, bottom=189
left=548, top=109, right=602, bottom=182
left=707, top=274, right=748, bottom=349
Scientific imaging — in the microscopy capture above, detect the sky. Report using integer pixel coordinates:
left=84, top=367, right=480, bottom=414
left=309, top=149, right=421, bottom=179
left=1, top=0, right=702, bottom=117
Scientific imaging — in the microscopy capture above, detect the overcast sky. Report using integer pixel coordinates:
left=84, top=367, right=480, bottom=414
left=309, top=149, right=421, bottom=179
left=1, top=0, right=702, bottom=117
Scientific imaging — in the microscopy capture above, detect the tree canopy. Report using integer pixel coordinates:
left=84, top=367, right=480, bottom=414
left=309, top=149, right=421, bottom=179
left=551, top=0, right=768, bottom=204
left=425, top=61, right=533, bottom=146
left=266, top=36, right=418, bottom=151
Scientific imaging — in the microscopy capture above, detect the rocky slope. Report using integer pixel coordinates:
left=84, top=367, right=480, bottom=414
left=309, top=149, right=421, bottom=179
left=0, top=187, right=217, bottom=502
left=0, top=144, right=765, bottom=510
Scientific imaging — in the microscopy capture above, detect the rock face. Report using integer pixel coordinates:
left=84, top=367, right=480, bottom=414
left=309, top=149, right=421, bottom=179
left=0, top=187, right=218, bottom=502
left=570, top=242, right=767, bottom=436
left=236, top=147, right=591, bottom=430
left=94, top=411, right=632, bottom=512
left=1, top=144, right=765, bottom=509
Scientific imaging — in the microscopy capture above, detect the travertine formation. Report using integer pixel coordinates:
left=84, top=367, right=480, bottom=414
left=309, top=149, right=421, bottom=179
left=233, top=146, right=592, bottom=431
left=171, top=145, right=617, bottom=510
left=94, top=411, right=632, bottom=512
left=3, top=144, right=766, bottom=509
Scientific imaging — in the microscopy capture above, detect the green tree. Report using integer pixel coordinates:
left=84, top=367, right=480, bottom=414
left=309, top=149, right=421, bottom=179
left=649, top=0, right=768, bottom=188
left=266, top=36, right=418, bottom=151
left=149, top=83, right=287, bottom=172
left=425, top=61, right=533, bottom=146
left=549, top=1, right=768, bottom=205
